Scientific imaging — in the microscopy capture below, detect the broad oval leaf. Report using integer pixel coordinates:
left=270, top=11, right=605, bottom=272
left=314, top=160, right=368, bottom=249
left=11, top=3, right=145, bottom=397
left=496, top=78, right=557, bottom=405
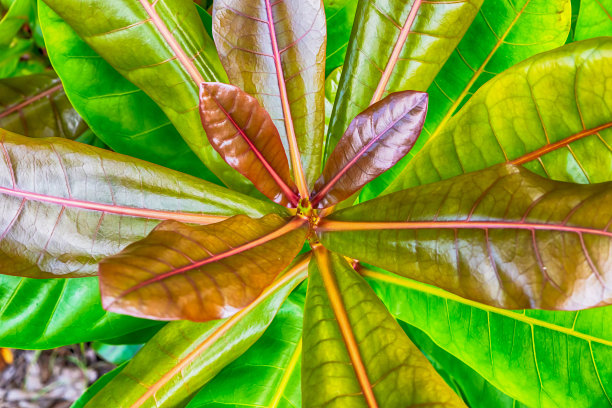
left=199, top=82, right=298, bottom=206
left=366, top=268, right=612, bottom=408
left=387, top=37, right=612, bottom=193
left=85, top=258, right=308, bottom=408
left=40, top=0, right=251, bottom=190
left=0, top=72, right=91, bottom=141
left=311, top=90, right=427, bottom=208
left=212, top=0, right=327, bottom=189
left=99, top=214, right=307, bottom=321
left=0, top=129, right=284, bottom=278
left=320, top=164, right=612, bottom=310
left=37, top=2, right=217, bottom=182
left=575, top=0, right=612, bottom=40
left=325, top=0, right=483, bottom=159
left=303, top=247, right=466, bottom=407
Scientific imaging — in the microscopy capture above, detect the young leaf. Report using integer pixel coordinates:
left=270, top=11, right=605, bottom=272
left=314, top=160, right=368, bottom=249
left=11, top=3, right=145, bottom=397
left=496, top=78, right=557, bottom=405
left=37, top=3, right=218, bottom=182
left=212, top=0, right=326, bottom=191
left=311, top=90, right=427, bottom=208
left=86, top=258, right=308, bottom=408
left=99, top=214, right=307, bottom=321
left=320, top=164, right=612, bottom=310
left=365, top=268, right=612, bottom=408
left=326, top=0, right=483, bottom=158
left=575, top=0, right=612, bottom=40
left=303, top=247, right=466, bottom=407
left=387, top=37, right=612, bottom=194
left=0, top=275, right=161, bottom=349
left=0, top=130, right=283, bottom=278
left=199, top=82, right=299, bottom=206
left=40, top=0, right=251, bottom=190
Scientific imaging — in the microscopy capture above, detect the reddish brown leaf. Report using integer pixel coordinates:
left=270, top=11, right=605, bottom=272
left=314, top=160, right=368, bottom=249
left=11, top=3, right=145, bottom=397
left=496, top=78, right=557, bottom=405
left=199, top=82, right=299, bottom=207
left=99, top=214, right=307, bottom=321
left=311, top=91, right=427, bottom=208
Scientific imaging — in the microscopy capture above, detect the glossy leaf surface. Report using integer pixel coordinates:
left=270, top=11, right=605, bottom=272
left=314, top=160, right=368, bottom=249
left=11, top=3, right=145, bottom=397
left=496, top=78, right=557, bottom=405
left=186, top=285, right=305, bottom=408
left=326, top=0, right=482, bottom=158
left=40, top=0, right=249, bottom=190
left=0, top=72, right=90, bottom=140
left=575, top=0, right=612, bottom=40
left=199, top=82, right=298, bottom=206
left=212, top=0, right=326, bottom=187
left=320, top=164, right=612, bottom=310
left=312, top=91, right=427, bottom=208
left=0, top=129, right=283, bottom=278
left=365, top=268, right=612, bottom=408
left=324, top=0, right=357, bottom=75
left=363, top=0, right=572, bottom=198
left=303, top=248, right=465, bottom=407
left=86, top=259, right=308, bottom=408
left=38, top=3, right=218, bottom=182
left=100, top=214, right=307, bottom=321
left=0, top=274, right=161, bottom=349
left=388, top=37, right=612, bottom=193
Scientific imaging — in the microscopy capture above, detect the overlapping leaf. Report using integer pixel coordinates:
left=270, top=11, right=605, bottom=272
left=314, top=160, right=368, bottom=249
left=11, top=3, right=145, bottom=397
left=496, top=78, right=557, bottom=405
left=99, top=214, right=307, bottom=321
left=324, top=0, right=358, bottom=75
left=0, top=129, right=283, bottom=278
left=363, top=0, right=572, bottom=198
left=365, top=268, right=612, bottom=408
left=326, top=0, right=483, bottom=159
left=86, top=258, right=308, bottom=408
left=40, top=0, right=250, bottom=189
left=212, top=0, right=326, bottom=188
left=0, top=0, right=33, bottom=47
left=387, top=37, right=612, bottom=193
left=199, top=82, right=298, bottom=206
left=575, top=0, right=612, bottom=40
left=311, top=90, right=427, bottom=208
left=303, top=248, right=465, bottom=407
left=320, top=164, right=612, bottom=310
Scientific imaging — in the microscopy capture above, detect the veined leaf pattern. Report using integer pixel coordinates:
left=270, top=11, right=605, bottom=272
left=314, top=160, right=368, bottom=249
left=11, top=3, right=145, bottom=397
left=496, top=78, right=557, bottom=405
left=575, top=0, right=612, bottom=40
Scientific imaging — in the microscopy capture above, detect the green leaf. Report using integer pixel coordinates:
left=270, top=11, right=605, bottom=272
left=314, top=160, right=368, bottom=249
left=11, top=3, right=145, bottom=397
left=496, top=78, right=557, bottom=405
left=0, top=72, right=91, bottom=140
left=387, top=37, right=612, bottom=194
left=575, top=0, right=612, bottom=40
left=0, top=275, right=159, bottom=349
left=363, top=0, right=572, bottom=199
left=212, top=0, right=327, bottom=190
left=40, top=0, right=251, bottom=190
left=0, top=0, right=33, bottom=47
left=0, top=130, right=284, bottom=278
left=71, top=363, right=127, bottom=408
left=324, top=0, right=358, bottom=76
left=85, top=257, right=309, bottom=408
left=99, top=215, right=307, bottom=321
left=311, top=90, right=427, bottom=208
left=92, top=342, right=143, bottom=365
left=37, top=2, right=218, bottom=182
left=325, top=0, right=483, bottom=160
left=320, top=164, right=612, bottom=309
left=199, top=82, right=299, bottom=206
left=303, top=248, right=465, bottom=407
left=324, top=66, right=342, bottom=136
left=186, top=284, right=305, bottom=408
left=364, top=268, right=612, bottom=408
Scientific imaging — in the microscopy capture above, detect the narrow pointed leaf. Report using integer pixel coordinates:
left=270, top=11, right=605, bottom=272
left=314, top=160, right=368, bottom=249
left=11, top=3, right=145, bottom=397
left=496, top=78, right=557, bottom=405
left=575, top=0, right=612, bottom=40
left=0, top=72, right=90, bottom=141
left=199, top=82, right=298, bottom=206
left=212, top=0, right=326, bottom=188
left=40, top=0, right=251, bottom=190
left=0, top=129, right=284, bottom=278
left=365, top=268, right=612, bottom=408
left=388, top=38, right=612, bottom=194
left=0, top=275, right=162, bottom=349
left=38, top=3, right=218, bottom=182
left=86, top=258, right=308, bottom=408
left=326, top=0, right=482, bottom=159
left=363, top=0, right=572, bottom=198
left=320, top=164, right=612, bottom=310
left=186, top=285, right=305, bottom=407
left=303, top=248, right=465, bottom=407
left=311, top=91, right=427, bottom=208
left=99, top=215, right=307, bottom=321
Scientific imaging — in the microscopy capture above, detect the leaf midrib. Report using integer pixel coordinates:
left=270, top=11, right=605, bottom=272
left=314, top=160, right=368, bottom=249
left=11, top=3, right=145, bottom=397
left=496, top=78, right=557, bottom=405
left=0, top=83, right=64, bottom=119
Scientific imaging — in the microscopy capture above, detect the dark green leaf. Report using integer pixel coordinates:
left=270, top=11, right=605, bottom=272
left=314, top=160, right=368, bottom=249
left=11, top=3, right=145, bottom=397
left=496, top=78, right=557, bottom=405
left=92, top=342, right=142, bottom=365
